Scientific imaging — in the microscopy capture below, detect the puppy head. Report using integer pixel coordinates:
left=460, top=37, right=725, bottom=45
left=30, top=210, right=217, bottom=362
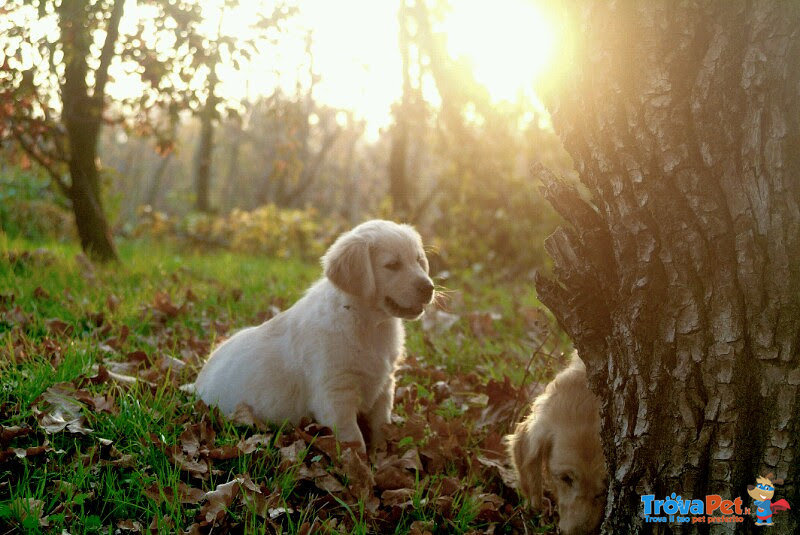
left=323, top=219, right=434, bottom=319
left=547, top=422, right=606, bottom=534
left=508, top=357, right=607, bottom=535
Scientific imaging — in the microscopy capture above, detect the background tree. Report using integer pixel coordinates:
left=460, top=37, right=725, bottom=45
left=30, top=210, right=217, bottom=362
left=0, top=0, right=208, bottom=261
left=190, top=2, right=295, bottom=213
left=387, top=0, right=415, bottom=218
left=397, top=0, right=571, bottom=275
left=534, top=2, right=800, bottom=532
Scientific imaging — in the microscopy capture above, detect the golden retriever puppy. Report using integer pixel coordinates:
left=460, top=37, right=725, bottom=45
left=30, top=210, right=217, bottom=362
left=195, top=220, right=434, bottom=453
left=506, top=355, right=607, bottom=535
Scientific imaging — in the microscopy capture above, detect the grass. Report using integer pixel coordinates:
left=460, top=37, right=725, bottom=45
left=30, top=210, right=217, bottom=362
left=0, top=235, right=568, bottom=533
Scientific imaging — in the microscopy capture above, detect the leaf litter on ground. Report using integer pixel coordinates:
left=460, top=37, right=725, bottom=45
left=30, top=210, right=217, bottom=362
left=0, top=249, right=568, bottom=533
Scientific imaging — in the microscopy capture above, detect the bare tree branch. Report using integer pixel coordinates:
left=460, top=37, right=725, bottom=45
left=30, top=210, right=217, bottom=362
left=93, top=0, right=125, bottom=104
left=12, top=129, right=71, bottom=195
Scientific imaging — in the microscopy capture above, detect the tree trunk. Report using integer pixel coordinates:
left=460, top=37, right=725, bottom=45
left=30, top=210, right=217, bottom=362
left=388, top=1, right=414, bottom=218
left=58, top=0, right=122, bottom=262
left=194, top=92, right=216, bottom=213
left=145, top=152, right=173, bottom=209
left=535, top=2, right=800, bottom=533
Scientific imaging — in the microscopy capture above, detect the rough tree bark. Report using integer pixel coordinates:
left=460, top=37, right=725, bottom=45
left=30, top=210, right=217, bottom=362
left=58, top=0, right=123, bottom=262
left=535, top=2, right=799, bottom=533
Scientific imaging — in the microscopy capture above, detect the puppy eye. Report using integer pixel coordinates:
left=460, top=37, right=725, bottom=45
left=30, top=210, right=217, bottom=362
left=560, top=474, right=574, bottom=487
left=384, top=260, right=402, bottom=271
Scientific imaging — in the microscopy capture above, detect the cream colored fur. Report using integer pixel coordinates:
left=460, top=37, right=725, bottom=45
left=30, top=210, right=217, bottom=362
left=194, top=220, right=434, bottom=453
left=506, top=355, right=607, bottom=535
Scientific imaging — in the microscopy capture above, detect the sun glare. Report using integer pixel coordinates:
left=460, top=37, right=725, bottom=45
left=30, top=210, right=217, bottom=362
left=442, top=0, right=556, bottom=102
left=112, top=0, right=556, bottom=134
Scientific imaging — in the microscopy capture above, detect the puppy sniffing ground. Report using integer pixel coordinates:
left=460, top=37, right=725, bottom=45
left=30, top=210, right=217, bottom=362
left=195, top=219, right=434, bottom=454
left=506, top=355, right=607, bottom=535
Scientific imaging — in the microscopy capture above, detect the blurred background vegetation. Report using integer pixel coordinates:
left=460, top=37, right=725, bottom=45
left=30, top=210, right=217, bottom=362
left=1, top=0, right=575, bottom=279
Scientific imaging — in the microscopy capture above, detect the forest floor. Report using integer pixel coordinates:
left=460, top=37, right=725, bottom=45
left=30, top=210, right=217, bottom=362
left=1, top=237, right=570, bottom=534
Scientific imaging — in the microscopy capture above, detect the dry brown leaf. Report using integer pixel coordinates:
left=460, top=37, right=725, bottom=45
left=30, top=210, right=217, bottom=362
left=116, top=519, right=143, bottom=532
left=408, top=519, right=434, bottom=535
left=374, top=452, right=420, bottom=491
left=337, top=447, right=374, bottom=499
left=296, top=462, right=328, bottom=481
left=46, top=318, right=73, bottom=336
left=381, top=488, right=414, bottom=507
left=149, top=515, right=173, bottom=532
left=33, top=384, right=93, bottom=435
left=0, top=424, right=32, bottom=445
left=1, top=441, right=52, bottom=463
left=9, top=498, right=45, bottom=526
left=200, top=479, right=239, bottom=523
left=199, top=475, right=261, bottom=524
left=229, top=403, right=255, bottom=426
left=314, top=473, right=345, bottom=493
left=475, top=492, right=506, bottom=522
left=171, top=450, right=209, bottom=477
left=374, top=465, right=414, bottom=491
left=106, top=293, right=121, bottom=312
left=437, top=476, right=461, bottom=497
left=236, top=433, right=272, bottom=455
left=279, top=439, right=308, bottom=467
left=153, top=291, right=182, bottom=318
left=33, top=286, right=50, bottom=300
left=179, top=482, right=208, bottom=505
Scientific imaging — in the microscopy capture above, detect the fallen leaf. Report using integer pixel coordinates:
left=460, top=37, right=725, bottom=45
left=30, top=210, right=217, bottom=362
left=116, top=519, right=143, bottom=532
left=33, top=383, right=93, bottom=435
left=106, top=294, right=121, bottom=312
left=337, top=447, right=374, bottom=499
left=46, top=318, right=73, bottom=337
left=236, top=433, right=272, bottom=454
left=381, top=488, right=414, bottom=507
left=279, top=439, right=308, bottom=467
left=33, top=286, right=50, bottom=300
left=9, top=498, right=45, bottom=526
left=314, top=473, right=345, bottom=493
left=0, top=425, right=32, bottom=445
left=152, top=291, right=182, bottom=318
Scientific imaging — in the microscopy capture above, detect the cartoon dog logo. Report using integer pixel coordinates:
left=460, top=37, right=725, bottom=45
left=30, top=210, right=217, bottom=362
left=747, top=473, right=791, bottom=526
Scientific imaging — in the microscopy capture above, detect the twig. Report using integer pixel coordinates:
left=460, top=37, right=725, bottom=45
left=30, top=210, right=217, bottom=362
left=509, top=333, right=550, bottom=426
left=12, top=129, right=70, bottom=195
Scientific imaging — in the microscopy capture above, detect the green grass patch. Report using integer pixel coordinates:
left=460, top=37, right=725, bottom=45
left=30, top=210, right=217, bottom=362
left=1, top=237, right=566, bottom=533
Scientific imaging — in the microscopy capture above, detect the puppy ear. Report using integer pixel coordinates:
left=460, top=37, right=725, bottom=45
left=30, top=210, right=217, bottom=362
left=507, top=417, right=550, bottom=509
left=323, top=233, right=375, bottom=297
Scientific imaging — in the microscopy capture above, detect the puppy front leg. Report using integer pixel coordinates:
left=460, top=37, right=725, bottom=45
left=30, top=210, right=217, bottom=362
left=313, top=387, right=365, bottom=453
left=365, top=377, right=394, bottom=454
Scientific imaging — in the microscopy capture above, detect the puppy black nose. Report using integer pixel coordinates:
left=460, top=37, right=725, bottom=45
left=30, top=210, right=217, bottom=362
left=416, top=279, right=434, bottom=301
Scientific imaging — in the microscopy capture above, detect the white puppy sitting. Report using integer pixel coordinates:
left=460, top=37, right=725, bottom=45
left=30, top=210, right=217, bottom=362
left=506, top=355, right=607, bottom=535
left=195, top=220, right=434, bottom=453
